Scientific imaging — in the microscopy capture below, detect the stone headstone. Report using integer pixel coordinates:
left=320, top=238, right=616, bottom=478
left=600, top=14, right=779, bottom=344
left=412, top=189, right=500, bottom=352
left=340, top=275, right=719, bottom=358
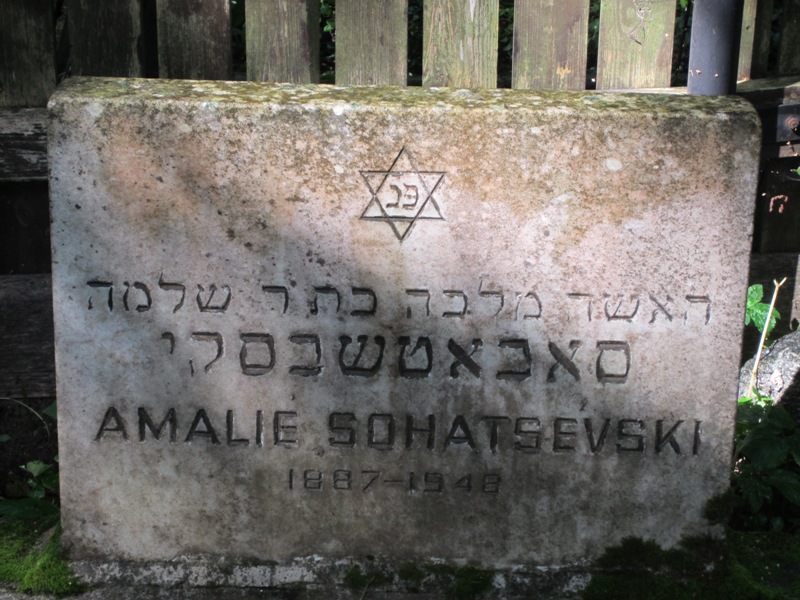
left=49, top=78, right=759, bottom=575
left=739, top=330, right=800, bottom=423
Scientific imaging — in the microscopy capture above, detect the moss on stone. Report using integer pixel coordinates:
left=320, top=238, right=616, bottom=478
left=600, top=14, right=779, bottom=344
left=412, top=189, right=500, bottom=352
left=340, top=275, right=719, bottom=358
left=0, top=515, right=85, bottom=596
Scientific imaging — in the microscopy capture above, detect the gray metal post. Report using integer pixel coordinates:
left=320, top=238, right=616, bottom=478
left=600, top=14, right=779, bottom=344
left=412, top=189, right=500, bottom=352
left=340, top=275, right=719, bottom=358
left=687, top=0, right=745, bottom=95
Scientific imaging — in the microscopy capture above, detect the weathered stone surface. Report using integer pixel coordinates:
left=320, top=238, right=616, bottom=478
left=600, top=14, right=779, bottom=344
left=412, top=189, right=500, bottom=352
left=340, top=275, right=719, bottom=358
left=49, top=78, right=759, bottom=571
left=739, top=330, right=800, bottom=423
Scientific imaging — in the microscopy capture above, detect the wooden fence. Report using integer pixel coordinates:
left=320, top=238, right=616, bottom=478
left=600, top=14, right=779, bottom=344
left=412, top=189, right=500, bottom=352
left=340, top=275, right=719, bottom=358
left=1, top=0, right=800, bottom=401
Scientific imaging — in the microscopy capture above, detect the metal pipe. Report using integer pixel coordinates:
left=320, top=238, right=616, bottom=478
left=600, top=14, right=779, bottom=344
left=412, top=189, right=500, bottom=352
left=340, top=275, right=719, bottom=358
left=687, top=0, right=745, bottom=95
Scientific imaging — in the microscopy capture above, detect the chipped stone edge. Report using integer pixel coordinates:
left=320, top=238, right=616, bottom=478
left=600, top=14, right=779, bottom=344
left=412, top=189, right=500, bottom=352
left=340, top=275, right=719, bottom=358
left=70, top=556, right=592, bottom=596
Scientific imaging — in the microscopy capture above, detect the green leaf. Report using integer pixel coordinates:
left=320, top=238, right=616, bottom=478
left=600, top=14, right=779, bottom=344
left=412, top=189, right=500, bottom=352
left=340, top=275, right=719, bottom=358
left=745, top=283, right=780, bottom=336
left=22, top=461, right=51, bottom=478
left=767, top=405, right=796, bottom=430
left=0, top=434, right=10, bottom=442
left=766, top=470, right=800, bottom=506
left=0, top=498, right=58, bottom=521
left=41, top=401, right=57, bottom=420
left=741, top=428, right=789, bottom=470
left=737, top=475, right=771, bottom=512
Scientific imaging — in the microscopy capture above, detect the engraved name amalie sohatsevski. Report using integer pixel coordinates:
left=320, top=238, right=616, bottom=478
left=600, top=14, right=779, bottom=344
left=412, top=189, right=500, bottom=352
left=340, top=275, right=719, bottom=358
left=91, top=146, right=711, bottom=483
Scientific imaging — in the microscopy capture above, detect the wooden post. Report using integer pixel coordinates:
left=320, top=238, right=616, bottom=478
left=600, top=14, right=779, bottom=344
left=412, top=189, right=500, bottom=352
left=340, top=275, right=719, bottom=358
left=337, top=0, right=408, bottom=86
left=0, top=1, right=55, bottom=107
left=66, top=0, right=149, bottom=77
left=246, top=0, right=319, bottom=83
left=779, top=0, right=800, bottom=76
left=596, top=0, right=676, bottom=89
left=423, top=0, right=499, bottom=88
left=737, top=0, right=774, bottom=81
left=512, top=0, right=590, bottom=90
left=156, top=0, right=232, bottom=80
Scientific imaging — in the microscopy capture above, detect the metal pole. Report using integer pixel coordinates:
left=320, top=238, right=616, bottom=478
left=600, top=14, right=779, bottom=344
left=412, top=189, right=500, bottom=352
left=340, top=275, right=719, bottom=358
left=687, top=0, right=745, bottom=95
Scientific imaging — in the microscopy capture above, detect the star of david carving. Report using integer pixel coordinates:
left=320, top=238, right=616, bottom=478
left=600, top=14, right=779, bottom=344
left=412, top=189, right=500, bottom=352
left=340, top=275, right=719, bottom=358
left=359, top=147, right=446, bottom=242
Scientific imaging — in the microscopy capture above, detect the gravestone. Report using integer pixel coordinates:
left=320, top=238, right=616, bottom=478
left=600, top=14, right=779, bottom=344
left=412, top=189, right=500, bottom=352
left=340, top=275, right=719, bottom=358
left=49, top=78, right=759, bottom=579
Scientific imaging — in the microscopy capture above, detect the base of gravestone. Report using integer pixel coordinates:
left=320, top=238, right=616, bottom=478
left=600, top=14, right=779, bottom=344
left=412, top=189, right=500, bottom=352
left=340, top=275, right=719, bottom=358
left=67, top=556, right=591, bottom=599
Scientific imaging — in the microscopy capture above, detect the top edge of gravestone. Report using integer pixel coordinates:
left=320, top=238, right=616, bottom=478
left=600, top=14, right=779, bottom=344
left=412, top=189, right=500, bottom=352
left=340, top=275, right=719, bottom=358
left=48, top=76, right=759, bottom=119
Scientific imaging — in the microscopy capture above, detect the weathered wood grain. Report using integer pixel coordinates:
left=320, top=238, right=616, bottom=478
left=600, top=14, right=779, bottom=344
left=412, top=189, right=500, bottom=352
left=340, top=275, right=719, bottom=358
left=423, top=0, right=499, bottom=88
left=156, top=0, right=232, bottom=80
left=246, top=0, right=320, bottom=83
left=0, top=109, right=47, bottom=182
left=0, top=274, right=55, bottom=399
left=337, top=0, right=408, bottom=86
left=596, top=0, right=676, bottom=89
left=512, top=0, right=590, bottom=90
left=779, top=0, right=800, bottom=77
left=65, top=0, right=148, bottom=77
left=0, top=1, right=55, bottom=108
left=738, top=0, right=773, bottom=81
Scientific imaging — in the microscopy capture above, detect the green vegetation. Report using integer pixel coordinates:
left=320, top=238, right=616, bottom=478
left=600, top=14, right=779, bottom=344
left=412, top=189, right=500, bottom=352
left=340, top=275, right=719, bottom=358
left=584, top=534, right=800, bottom=599
left=583, top=282, right=800, bottom=599
left=0, top=513, right=83, bottom=596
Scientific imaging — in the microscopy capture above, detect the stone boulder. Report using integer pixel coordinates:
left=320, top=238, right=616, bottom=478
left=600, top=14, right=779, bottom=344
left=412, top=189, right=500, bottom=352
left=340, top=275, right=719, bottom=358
left=739, top=329, right=800, bottom=423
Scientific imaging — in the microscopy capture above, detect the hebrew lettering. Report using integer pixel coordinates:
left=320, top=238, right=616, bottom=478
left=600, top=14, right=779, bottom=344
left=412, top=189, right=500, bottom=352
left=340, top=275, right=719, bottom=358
left=87, top=280, right=113, bottom=311
left=547, top=340, right=582, bottom=382
left=596, top=341, right=631, bottom=383
left=478, top=279, right=504, bottom=317
left=161, top=332, right=176, bottom=355
left=405, top=289, right=431, bottom=318
left=604, top=295, right=639, bottom=322
left=191, top=332, right=224, bottom=373
left=398, top=336, right=433, bottom=378
left=496, top=339, right=532, bottom=381
left=262, top=285, right=289, bottom=314
left=447, top=338, right=482, bottom=378
left=196, top=284, right=232, bottom=313
left=442, top=290, right=468, bottom=318
left=685, top=295, right=711, bottom=324
left=649, top=294, right=674, bottom=323
left=516, top=291, right=542, bottom=320
left=289, top=334, right=322, bottom=376
left=123, top=281, right=152, bottom=312
left=568, top=292, right=594, bottom=321
left=158, top=274, right=185, bottom=313
left=239, top=333, right=275, bottom=376
left=311, top=286, right=340, bottom=315
left=338, top=335, right=385, bottom=377
left=350, top=287, right=377, bottom=316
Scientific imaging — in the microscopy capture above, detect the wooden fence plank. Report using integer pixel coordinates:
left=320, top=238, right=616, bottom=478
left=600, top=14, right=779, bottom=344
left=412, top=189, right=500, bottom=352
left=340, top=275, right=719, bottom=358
left=423, top=0, right=499, bottom=88
left=738, top=0, right=758, bottom=81
left=156, top=0, right=232, bottom=80
left=337, top=0, right=408, bottom=86
left=779, top=0, right=800, bottom=76
left=246, top=0, right=319, bottom=83
left=742, top=0, right=774, bottom=80
left=66, top=0, right=147, bottom=77
left=0, top=109, right=47, bottom=182
left=0, top=1, right=54, bottom=108
left=0, top=274, right=55, bottom=399
left=512, top=0, right=590, bottom=90
left=596, top=0, right=676, bottom=89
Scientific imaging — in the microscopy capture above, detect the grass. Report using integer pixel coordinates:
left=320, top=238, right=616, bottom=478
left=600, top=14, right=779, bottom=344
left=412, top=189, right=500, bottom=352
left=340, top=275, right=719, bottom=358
left=0, top=510, right=84, bottom=596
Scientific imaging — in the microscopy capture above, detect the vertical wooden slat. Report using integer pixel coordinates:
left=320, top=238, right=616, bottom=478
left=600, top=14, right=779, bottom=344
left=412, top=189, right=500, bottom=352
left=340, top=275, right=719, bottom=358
left=156, top=0, right=232, bottom=80
left=0, top=1, right=54, bottom=107
left=246, top=0, right=319, bottom=83
left=737, top=0, right=758, bottom=81
left=596, top=0, right=677, bottom=89
left=337, top=0, right=408, bottom=86
left=423, top=0, right=499, bottom=88
left=66, top=0, right=146, bottom=77
left=779, top=0, right=800, bottom=76
left=739, top=0, right=774, bottom=80
left=512, top=0, right=590, bottom=90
